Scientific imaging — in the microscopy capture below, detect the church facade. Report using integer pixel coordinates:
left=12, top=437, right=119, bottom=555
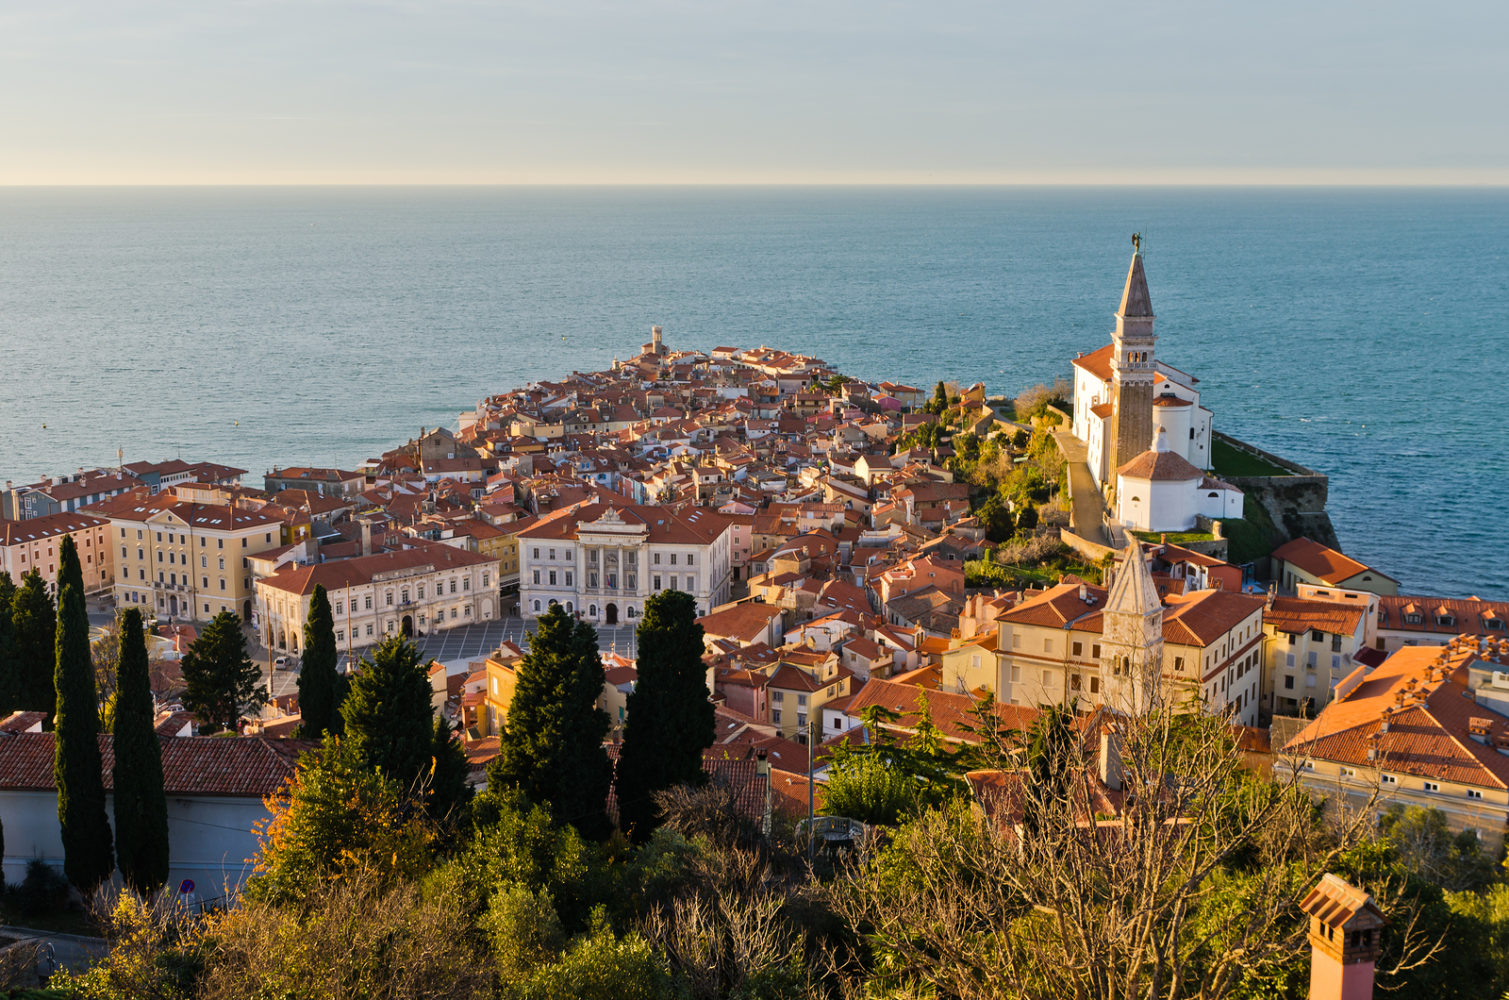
left=1070, top=244, right=1243, bottom=533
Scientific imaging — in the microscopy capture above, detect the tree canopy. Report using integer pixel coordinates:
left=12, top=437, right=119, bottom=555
left=12, top=569, right=57, bottom=722
left=614, top=590, right=715, bottom=842
left=52, top=535, right=114, bottom=890
left=489, top=606, right=611, bottom=839
left=297, top=584, right=346, bottom=740
left=113, top=607, right=170, bottom=895
left=181, top=611, right=266, bottom=733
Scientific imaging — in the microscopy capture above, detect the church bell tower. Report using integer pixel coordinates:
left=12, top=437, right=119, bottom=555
left=1100, top=538, right=1163, bottom=715
left=1108, top=236, right=1157, bottom=495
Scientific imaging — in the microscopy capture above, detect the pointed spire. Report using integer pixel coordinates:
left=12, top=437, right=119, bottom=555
left=1118, top=251, right=1154, bottom=319
left=1105, top=538, right=1160, bottom=618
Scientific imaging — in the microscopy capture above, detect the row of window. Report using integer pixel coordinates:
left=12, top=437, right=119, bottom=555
left=1331, top=765, right=1488, bottom=800
left=529, top=546, right=695, bottom=567
left=121, top=527, right=271, bottom=547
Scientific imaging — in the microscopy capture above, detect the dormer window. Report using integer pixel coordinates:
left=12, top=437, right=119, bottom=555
left=1436, top=615, right=1454, bottom=627
left=1405, top=614, right=1422, bottom=625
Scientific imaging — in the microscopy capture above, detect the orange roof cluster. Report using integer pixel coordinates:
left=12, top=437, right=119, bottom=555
left=1284, top=644, right=1509, bottom=789
left=1264, top=596, right=1365, bottom=637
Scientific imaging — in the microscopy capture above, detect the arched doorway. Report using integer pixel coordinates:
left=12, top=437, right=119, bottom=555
left=401, top=615, right=414, bottom=638
left=243, top=599, right=253, bottom=622
left=605, top=603, right=619, bottom=625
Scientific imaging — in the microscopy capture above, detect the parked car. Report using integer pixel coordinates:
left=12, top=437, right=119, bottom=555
left=273, top=656, right=290, bottom=670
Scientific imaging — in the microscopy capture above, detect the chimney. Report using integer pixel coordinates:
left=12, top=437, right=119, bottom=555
left=1300, top=873, right=1384, bottom=1000
left=1098, top=729, right=1123, bottom=791
left=360, top=519, right=373, bottom=557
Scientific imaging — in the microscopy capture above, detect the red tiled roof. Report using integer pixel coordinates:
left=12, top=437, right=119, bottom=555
left=0, top=733, right=312, bottom=797
left=1284, top=646, right=1509, bottom=789
left=1272, top=537, right=1394, bottom=586
left=1264, top=596, right=1365, bottom=637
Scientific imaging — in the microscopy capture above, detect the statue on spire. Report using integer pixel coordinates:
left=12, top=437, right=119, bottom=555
left=1131, top=232, right=1142, bottom=254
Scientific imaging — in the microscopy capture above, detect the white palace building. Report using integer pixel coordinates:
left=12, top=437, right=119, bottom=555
left=1070, top=241, right=1244, bottom=533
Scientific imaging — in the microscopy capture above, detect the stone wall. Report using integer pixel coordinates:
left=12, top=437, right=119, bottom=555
left=1213, top=431, right=1341, bottom=556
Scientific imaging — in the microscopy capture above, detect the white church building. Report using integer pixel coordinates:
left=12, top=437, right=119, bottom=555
left=1070, top=241, right=1243, bottom=533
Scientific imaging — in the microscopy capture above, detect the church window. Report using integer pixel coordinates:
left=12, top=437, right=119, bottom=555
left=1072, top=641, right=1083, bottom=657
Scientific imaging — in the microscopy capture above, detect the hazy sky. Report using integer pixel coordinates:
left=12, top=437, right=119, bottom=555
left=2, top=0, right=1505, bottom=184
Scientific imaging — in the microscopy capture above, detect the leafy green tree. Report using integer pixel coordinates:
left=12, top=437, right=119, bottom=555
left=250, top=737, right=435, bottom=904
left=12, top=569, right=57, bottom=721
left=823, top=701, right=962, bottom=826
left=429, top=714, right=473, bottom=830
left=974, top=494, right=1015, bottom=544
left=490, top=605, right=612, bottom=839
left=0, top=571, right=17, bottom=715
left=52, top=536, right=114, bottom=890
left=113, top=607, right=169, bottom=895
left=340, top=635, right=435, bottom=792
left=181, top=610, right=266, bottom=733
left=296, top=584, right=346, bottom=740
left=615, top=590, right=715, bottom=842
left=1380, top=805, right=1496, bottom=892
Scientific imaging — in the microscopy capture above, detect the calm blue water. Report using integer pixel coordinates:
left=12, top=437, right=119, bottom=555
left=1, top=188, right=1504, bottom=599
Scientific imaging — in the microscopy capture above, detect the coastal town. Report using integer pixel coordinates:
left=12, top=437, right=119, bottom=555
left=1, top=245, right=1505, bottom=995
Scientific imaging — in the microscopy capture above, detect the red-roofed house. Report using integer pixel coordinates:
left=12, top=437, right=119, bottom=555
left=0, top=733, right=311, bottom=890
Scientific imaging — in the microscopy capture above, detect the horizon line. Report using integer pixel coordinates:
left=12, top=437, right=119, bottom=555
left=3, top=179, right=1509, bottom=189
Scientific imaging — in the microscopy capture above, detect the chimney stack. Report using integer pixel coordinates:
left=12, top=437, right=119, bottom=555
left=360, top=519, right=373, bottom=557
left=1300, top=874, right=1384, bottom=1000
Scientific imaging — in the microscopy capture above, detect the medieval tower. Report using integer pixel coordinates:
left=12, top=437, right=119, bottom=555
left=1100, top=539, right=1164, bottom=714
left=1107, top=240, right=1157, bottom=496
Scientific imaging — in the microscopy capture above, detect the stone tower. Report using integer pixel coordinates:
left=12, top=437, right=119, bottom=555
left=1108, top=245, right=1157, bottom=496
left=1099, top=538, right=1163, bottom=714
left=1300, top=873, right=1384, bottom=1000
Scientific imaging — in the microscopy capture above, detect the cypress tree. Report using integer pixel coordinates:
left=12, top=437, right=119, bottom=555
left=113, top=608, right=169, bottom=895
left=489, top=605, right=611, bottom=839
left=181, top=611, right=266, bottom=733
left=340, top=635, right=434, bottom=791
left=296, top=585, right=346, bottom=740
left=0, top=571, right=17, bottom=716
left=614, top=589, right=715, bottom=842
left=428, top=714, right=472, bottom=830
left=12, top=570, right=57, bottom=722
left=53, top=536, right=114, bottom=890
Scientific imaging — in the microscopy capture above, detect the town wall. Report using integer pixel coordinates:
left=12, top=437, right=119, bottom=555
left=1213, top=431, right=1341, bottom=555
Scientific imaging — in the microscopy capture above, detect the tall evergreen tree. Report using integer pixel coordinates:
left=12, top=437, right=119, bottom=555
left=340, top=635, right=434, bottom=792
left=614, top=590, right=715, bottom=842
left=113, top=607, right=169, bottom=894
left=52, top=536, right=114, bottom=890
left=12, top=570, right=57, bottom=722
left=297, top=585, right=346, bottom=740
left=181, top=611, right=266, bottom=733
left=0, top=571, right=17, bottom=716
left=429, top=714, right=472, bottom=830
left=489, top=605, right=611, bottom=839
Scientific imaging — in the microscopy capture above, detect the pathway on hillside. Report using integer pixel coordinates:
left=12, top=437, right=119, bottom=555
left=1051, top=429, right=1111, bottom=548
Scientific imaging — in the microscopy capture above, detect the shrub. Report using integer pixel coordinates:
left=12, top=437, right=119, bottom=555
left=482, top=882, right=566, bottom=980
left=197, top=872, right=490, bottom=1000
left=16, top=861, right=70, bottom=917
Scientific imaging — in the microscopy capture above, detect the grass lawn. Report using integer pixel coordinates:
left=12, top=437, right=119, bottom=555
left=1210, top=438, right=1292, bottom=478
left=1132, top=530, right=1216, bottom=546
left=1224, top=497, right=1282, bottom=566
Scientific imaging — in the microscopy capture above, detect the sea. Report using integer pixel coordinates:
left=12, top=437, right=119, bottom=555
left=0, top=187, right=1504, bottom=599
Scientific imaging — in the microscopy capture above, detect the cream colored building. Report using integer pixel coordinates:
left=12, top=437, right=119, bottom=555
left=979, top=542, right=1266, bottom=725
left=1262, top=592, right=1372, bottom=718
left=0, top=512, right=114, bottom=596
left=256, top=540, right=501, bottom=654
left=1281, top=641, right=1509, bottom=847
left=517, top=500, right=732, bottom=625
left=91, top=491, right=283, bottom=622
